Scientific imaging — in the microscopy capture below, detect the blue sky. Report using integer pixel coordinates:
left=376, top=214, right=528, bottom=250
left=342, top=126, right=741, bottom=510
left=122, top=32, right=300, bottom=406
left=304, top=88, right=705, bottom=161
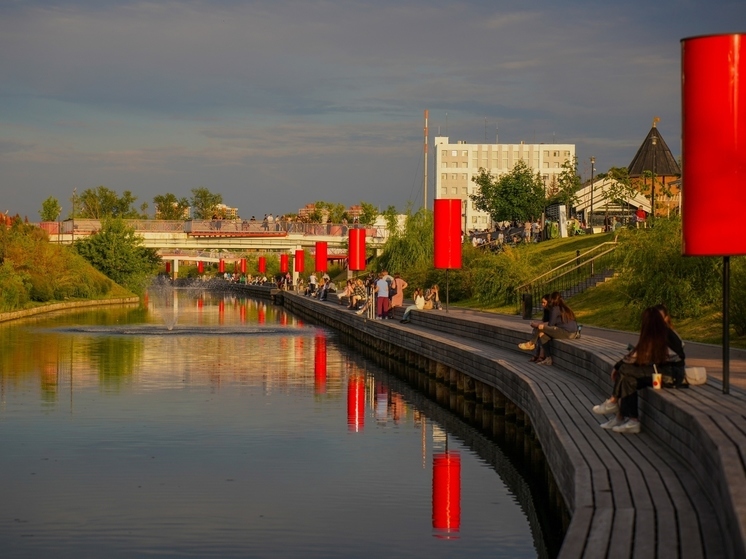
left=1, top=0, right=743, bottom=221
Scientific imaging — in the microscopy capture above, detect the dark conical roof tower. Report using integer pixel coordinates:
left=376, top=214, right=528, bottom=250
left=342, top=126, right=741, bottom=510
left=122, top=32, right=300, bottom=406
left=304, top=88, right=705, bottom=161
left=627, top=118, right=681, bottom=178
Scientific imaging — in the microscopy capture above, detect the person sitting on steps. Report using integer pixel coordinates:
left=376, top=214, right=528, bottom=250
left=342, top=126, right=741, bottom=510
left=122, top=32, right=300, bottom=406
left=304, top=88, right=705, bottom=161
left=400, top=288, right=425, bottom=323
left=518, top=293, right=551, bottom=360
left=518, top=291, right=578, bottom=365
left=592, top=304, right=686, bottom=433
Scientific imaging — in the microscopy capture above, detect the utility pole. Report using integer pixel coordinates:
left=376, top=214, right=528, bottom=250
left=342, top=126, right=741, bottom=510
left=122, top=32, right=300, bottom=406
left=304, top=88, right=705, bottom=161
left=423, top=110, right=429, bottom=211
left=589, top=157, right=595, bottom=232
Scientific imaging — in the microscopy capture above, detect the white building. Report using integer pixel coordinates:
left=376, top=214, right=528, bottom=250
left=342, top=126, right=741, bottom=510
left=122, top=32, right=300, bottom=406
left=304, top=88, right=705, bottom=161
left=434, top=137, right=575, bottom=231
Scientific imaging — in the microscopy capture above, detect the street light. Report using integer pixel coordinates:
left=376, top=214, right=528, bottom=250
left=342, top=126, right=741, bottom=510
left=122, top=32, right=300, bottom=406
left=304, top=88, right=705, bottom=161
left=72, top=187, right=76, bottom=243
left=651, top=136, right=657, bottom=221
left=589, top=157, right=595, bottom=233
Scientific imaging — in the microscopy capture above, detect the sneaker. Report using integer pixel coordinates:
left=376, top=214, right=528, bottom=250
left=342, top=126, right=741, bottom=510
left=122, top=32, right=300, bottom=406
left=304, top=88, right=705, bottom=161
left=592, top=399, right=619, bottom=415
left=536, top=356, right=552, bottom=366
left=356, top=309, right=365, bottom=315
left=600, top=416, right=624, bottom=430
left=518, top=341, right=536, bottom=351
left=612, top=418, right=641, bottom=434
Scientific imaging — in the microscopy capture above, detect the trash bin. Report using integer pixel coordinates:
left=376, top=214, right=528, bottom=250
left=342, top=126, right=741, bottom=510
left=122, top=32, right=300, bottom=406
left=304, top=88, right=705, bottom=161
left=521, top=293, right=532, bottom=320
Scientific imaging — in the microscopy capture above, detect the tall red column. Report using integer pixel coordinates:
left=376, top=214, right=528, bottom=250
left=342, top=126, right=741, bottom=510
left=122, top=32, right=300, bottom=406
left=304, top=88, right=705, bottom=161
left=280, top=254, right=289, bottom=273
left=315, top=241, right=328, bottom=272
left=348, top=229, right=366, bottom=271
left=434, top=199, right=463, bottom=269
left=681, top=33, right=746, bottom=256
left=294, top=250, right=305, bottom=273
left=258, top=256, right=267, bottom=274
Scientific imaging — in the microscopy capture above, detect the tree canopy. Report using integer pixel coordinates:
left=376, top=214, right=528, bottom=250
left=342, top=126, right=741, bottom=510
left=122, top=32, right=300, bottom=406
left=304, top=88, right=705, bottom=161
left=39, top=197, right=62, bottom=222
left=470, top=160, right=546, bottom=223
left=73, top=218, right=160, bottom=294
left=153, top=193, right=190, bottom=220
left=190, top=187, right=223, bottom=220
left=74, top=186, right=147, bottom=219
left=547, top=157, right=582, bottom=214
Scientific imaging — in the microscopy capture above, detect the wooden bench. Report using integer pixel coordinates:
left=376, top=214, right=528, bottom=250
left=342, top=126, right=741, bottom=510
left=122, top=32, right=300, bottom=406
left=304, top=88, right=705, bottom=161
left=282, top=294, right=745, bottom=559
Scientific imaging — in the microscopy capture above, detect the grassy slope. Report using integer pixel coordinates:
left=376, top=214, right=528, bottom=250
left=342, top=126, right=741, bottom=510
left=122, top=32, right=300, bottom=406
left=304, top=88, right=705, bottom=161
left=456, top=232, right=743, bottom=348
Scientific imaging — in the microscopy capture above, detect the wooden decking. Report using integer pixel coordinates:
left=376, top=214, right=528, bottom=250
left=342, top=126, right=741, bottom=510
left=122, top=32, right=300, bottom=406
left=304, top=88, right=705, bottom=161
left=275, top=290, right=746, bottom=559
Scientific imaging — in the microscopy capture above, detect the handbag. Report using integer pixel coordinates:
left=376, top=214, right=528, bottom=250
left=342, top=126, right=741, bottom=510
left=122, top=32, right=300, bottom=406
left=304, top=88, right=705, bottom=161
left=685, top=366, right=707, bottom=385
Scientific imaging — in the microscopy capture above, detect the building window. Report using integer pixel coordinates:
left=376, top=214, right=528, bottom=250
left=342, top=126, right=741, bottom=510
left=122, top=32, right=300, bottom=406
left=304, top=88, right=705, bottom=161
left=451, top=150, right=458, bottom=156
left=440, top=188, right=447, bottom=197
left=461, top=187, right=467, bottom=195
left=442, top=150, right=447, bottom=157
left=451, top=187, right=458, bottom=195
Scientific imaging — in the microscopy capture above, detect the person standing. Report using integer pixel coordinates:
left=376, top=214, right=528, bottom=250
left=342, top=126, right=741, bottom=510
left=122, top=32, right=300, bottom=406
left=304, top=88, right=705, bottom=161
left=390, top=273, right=408, bottom=311
left=374, top=272, right=390, bottom=319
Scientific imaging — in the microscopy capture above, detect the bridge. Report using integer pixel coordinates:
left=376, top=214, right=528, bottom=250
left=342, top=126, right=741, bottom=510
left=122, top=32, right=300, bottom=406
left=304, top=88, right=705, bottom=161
left=45, top=219, right=389, bottom=278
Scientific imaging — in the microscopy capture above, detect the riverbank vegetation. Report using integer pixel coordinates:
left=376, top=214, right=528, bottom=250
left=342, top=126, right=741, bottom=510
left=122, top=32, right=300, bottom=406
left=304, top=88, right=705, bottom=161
left=374, top=211, right=745, bottom=347
left=0, top=220, right=134, bottom=312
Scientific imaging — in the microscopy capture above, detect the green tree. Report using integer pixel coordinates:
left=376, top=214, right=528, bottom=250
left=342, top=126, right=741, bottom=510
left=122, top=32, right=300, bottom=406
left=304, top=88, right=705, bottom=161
left=470, top=160, right=546, bottom=223
left=75, top=186, right=146, bottom=219
left=39, top=197, right=62, bottom=222
left=153, top=193, right=190, bottom=220
left=190, top=187, right=223, bottom=220
left=612, top=218, right=720, bottom=318
left=73, top=218, right=160, bottom=294
left=359, top=201, right=379, bottom=225
left=548, top=157, right=582, bottom=217
left=378, top=205, right=432, bottom=275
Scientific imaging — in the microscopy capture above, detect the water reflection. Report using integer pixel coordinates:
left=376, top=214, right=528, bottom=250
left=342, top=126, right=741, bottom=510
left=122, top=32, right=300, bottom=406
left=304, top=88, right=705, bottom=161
left=0, top=289, right=547, bottom=559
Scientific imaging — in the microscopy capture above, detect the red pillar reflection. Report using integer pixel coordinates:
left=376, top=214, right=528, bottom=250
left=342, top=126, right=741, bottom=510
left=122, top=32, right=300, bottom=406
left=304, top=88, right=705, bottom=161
left=280, top=312, right=288, bottom=326
left=432, top=451, right=461, bottom=538
left=347, top=375, right=365, bottom=432
left=240, top=304, right=246, bottom=323
left=314, top=334, right=327, bottom=394
left=258, top=304, right=265, bottom=324
left=218, top=299, right=225, bottom=324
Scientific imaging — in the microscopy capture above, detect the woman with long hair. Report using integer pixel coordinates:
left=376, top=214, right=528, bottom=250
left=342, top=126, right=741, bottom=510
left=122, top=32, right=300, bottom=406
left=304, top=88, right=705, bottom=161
left=526, top=291, right=578, bottom=365
left=592, top=305, right=685, bottom=434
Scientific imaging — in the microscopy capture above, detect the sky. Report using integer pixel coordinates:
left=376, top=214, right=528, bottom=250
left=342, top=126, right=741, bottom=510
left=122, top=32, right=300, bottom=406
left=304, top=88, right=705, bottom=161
left=1, top=0, right=743, bottom=221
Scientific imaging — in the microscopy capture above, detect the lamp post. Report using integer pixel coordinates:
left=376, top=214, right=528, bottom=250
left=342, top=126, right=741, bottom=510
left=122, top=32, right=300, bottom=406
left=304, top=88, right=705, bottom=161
left=72, top=187, right=76, bottom=243
left=589, top=157, right=595, bottom=233
left=651, top=136, right=657, bottom=222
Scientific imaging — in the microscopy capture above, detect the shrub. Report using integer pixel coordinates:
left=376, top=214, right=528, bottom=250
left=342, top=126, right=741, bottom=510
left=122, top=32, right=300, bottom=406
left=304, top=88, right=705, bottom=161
left=612, top=218, right=721, bottom=318
left=730, top=257, right=746, bottom=336
left=0, top=261, right=30, bottom=311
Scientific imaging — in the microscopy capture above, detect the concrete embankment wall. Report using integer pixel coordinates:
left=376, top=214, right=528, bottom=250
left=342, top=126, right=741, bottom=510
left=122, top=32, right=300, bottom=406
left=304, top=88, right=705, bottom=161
left=0, top=297, right=141, bottom=323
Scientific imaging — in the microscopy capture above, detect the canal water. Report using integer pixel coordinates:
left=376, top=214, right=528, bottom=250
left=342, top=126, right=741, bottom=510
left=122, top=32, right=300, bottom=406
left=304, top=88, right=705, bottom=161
left=0, top=287, right=558, bottom=558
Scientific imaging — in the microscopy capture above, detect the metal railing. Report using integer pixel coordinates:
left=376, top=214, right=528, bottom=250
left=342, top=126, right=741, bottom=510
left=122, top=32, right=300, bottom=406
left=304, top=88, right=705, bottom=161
left=55, top=219, right=388, bottom=239
left=515, top=240, right=619, bottom=315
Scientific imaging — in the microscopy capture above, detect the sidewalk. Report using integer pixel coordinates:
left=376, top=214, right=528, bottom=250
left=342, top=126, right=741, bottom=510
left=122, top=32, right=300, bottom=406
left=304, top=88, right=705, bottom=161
left=440, top=306, right=746, bottom=390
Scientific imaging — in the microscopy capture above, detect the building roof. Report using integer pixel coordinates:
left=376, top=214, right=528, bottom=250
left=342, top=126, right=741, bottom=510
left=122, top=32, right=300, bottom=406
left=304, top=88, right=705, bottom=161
left=627, top=121, right=681, bottom=178
left=574, top=177, right=651, bottom=213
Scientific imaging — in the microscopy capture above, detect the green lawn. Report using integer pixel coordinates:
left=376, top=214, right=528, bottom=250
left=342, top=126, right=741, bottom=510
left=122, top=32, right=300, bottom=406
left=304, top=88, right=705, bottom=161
left=456, top=232, right=745, bottom=348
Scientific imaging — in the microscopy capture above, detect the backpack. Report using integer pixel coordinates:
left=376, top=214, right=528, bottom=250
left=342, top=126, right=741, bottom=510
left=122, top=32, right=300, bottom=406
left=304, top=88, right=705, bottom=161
left=387, top=278, right=396, bottom=297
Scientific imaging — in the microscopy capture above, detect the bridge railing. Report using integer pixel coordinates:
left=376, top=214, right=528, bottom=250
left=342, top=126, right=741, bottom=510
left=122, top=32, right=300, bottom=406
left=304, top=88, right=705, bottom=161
left=57, top=219, right=389, bottom=240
